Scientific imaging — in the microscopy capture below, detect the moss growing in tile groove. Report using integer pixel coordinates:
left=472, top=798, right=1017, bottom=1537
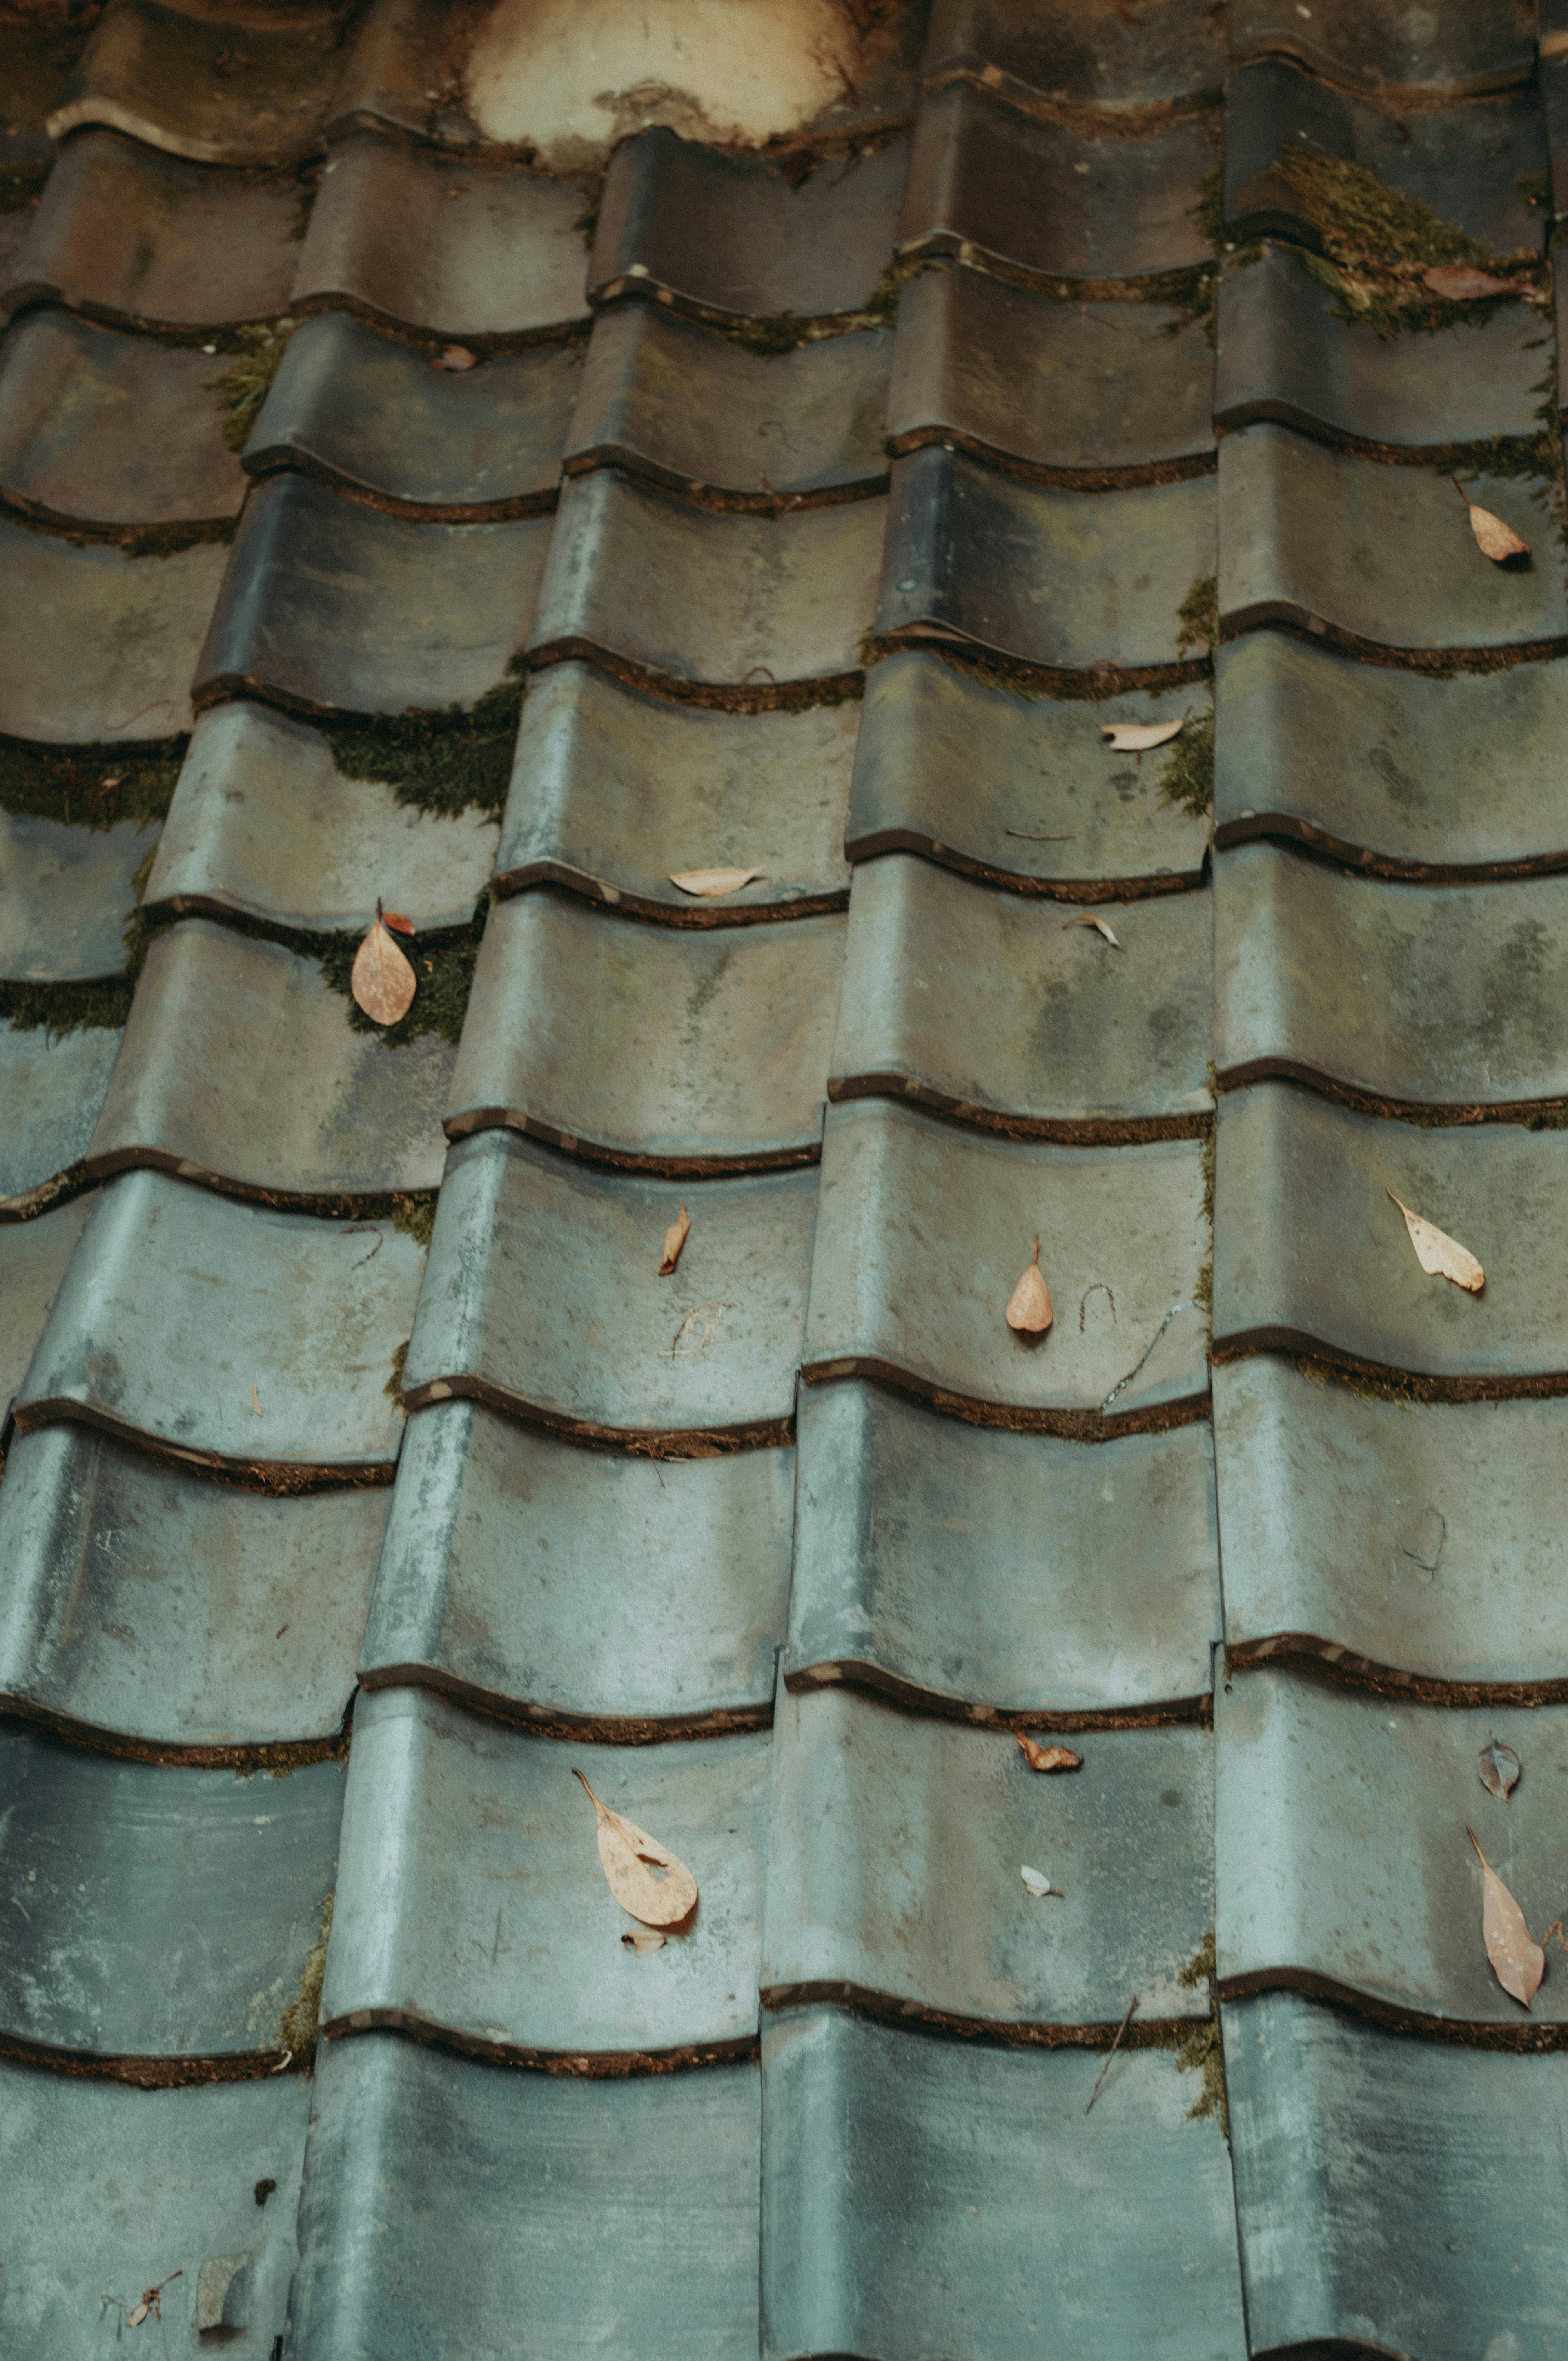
left=1175, top=575, right=1217, bottom=663
left=384, top=1338, right=410, bottom=1405
left=0, top=736, right=183, bottom=831
left=324, top=679, right=523, bottom=826
left=275, top=1891, right=333, bottom=2068
left=315, top=905, right=485, bottom=1048
left=1156, top=708, right=1214, bottom=820
left=1174, top=1931, right=1227, bottom=2133
left=204, top=318, right=296, bottom=452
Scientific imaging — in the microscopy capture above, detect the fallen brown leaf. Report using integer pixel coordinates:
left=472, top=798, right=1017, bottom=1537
left=667, top=867, right=763, bottom=898
left=1006, top=1236, right=1053, bottom=1335
left=1017, top=1735, right=1082, bottom=1772
left=351, top=899, right=416, bottom=1026
left=1072, top=913, right=1122, bottom=948
left=1099, top=718, right=1184, bottom=752
left=659, top=1204, right=691, bottom=1276
left=432, top=343, right=476, bottom=370
left=574, top=1768, right=697, bottom=1927
left=1020, top=1866, right=1056, bottom=1897
left=1386, top=1190, right=1484, bottom=1292
left=1479, top=1737, right=1521, bottom=1804
left=621, top=1928, right=667, bottom=1953
left=1453, top=476, right=1528, bottom=563
left=1423, top=263, right=1528, bottom=300
left=1468, top=1826, right=1544, bottom=2007
left=380, top=908, right=415, bottom=936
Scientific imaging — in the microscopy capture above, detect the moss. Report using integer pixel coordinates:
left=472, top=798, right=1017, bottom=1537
left=0, top=973, right=135, bottom=1036
left=0, top=736, right=183, bottom=831
left=389, top=1196, right=437, bottom=1250
left=276, top=1891, right=333, bottom=2064
left=1199, top=1128, right=1216, bottom=1231
left=1174, top=1932, right=1227, bottom=2132
left=1192, top=1259, right=1213, bottom=1314
left=1292, top=1353, right=1418, bottom=1409
left=315, top=911, right=483, bottom=1048
left=573, top=173, right=604, bottom=249
left=1156, top=709, right=1214, bottom=819
left=325, top=679, right=522, bottom=826
left=204, top=319, right=295, bottom=453
left=1517, top=172, right=1550, bottom=213
left=1176, top=576, right=1218, bottom=664
left=384, top=1339, right=409, bottom=1404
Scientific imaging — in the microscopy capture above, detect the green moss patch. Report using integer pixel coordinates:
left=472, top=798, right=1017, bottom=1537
left=276, top=1891, right=333, bottom=2064
left=1157, top=708, right=1214, bottom=819
left=1174, top=1931, right=1228, bottom=2133
left=325, top=679, right=523, bottom=827
left=205, top=319, right=295, bottom=452
left=0, top=735, right=183, bottom=831
left=1176, top=576, right=1217, bottom=663
left=315, top=910, right=484, bottom=1048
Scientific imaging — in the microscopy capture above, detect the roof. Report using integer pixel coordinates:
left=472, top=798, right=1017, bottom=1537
left=2, top=0, right=1566, bottom=2354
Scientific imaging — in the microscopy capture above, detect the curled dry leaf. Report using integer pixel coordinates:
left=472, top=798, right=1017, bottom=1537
left=432, top=343, right=477, bottom=370
left=1099, top=718, right=1184, bottom=752
left=1453, top=476, right=1529, bottom=563
left=1386, top=1190, right=1484, bottom=1293
left=574, top=1768, right=697, bottom=1928
left=1479, top=1737, right=1521, bottom=1804
left=127, top=2306, right=149, bottom=2329
left=667, top=867, right=764, bottom=898
left=1020, top=1866, right=1054, bottom=1897
left=1468, top=1827, right=1544, bottom=2008
left=1073, top=913, right=1122, bottom=949
left=1017, top=1735, right=1083, bottom=1773
left=380, top=908, right=415, bottom=936
left=659, top=1203, right=691, bottom=1276
left=1006, top=1236, right=1054, bottom=1335
left=351, top=901, right=416, bottom=1026
left=1423, top=263, right=1528, bottom=300
left=621, top=1928, right=667, bottom=1953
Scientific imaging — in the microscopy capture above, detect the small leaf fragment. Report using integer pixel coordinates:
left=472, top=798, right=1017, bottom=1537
left=621, top=1928, right=667, bottom=1953
left=380, top=908, right=415, bottom=936
left=432, top=343, right=477, bottom=370
left=1423, top=263, right=1527, bottom=300
left=351, top=901, right=417, bottom=1026
left=1007, top=1236, right=1054, bottom=1335
left=1468, top=1826, right=1544, bottom=2008
left=574, top=1768, right=698, bottom=1927
left=1017, top=1735, right=1082, bottom=1773
left=1479, top=1737, right=1521, bottom=1804
left=127, top=2305, right=149, bottom=2328
left=1386, top=1190, right=1484, bottom=1292
left=1020, top=1866, right=1053, bottom=1897
left=667, top=867, right=764, bottom=898
left=1099, top=718, right=1184, bottom=752
left=1072, top=913, right=1122, bottom=948
left=659, top=1203, right=691, bottom=1276
left=1453, top=476, right=1529, bottom=563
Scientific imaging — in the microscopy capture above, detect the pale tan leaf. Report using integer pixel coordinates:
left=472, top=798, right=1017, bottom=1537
left=251, top=1382, right=262, bottom=1416
left=659, top=1203, right=691, bottom=1275
left=1423, top=263, right=1527, bottom=300
left=1453, top=476, right=1529, bottom=562
left=1007, top=1236, right=1054, bottom=1335
left=1073, top=913, right=1122, bottom=948
left=574, top=1768, right=697, bottom=1927
left=351, top=915, right=416, bottom=1026
left=1386, top=1190, right=1484, bottom=1292
left=432, top=343, right=477, bottom=370
left=667, top=867, right=764, bottom=898
left=127, top=2305, right=149, bottom=2328
left=1479, top=1737, right=1521, bottom=1803
left=622, top=1928, right=667, bottom=1953
left=1468, top=1826, right=1544, bottom=2008
left=1020, top=1866, right=1053, bottom=1897
left=1099, top=718, right=1184, bottom=752
left=1017, top=1735, right=1082, bottom=1772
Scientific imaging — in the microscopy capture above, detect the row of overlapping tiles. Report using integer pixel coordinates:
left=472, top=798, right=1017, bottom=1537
left=5, top=2, right=1568, bottom=2356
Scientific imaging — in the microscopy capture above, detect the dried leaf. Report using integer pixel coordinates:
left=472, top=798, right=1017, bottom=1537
left=127, top=2305, right=149, bottom=2328
left=621, top=1928, right=666, bottom=1953
left=1006, top=1236, right=1054, bottom=1335
left=351, top=903, right=417, bottom=1026
left=1386, top=1190, right=1484, bottom=1292
left=659, top=1204, right=691, bottom=1276
left=380, top=909, right=415, bottom=936
left=1479, top=1737, right=1521, bottom=1804
left=1468, top=1827, right=1544, bottom=2008
left=1423, top=263, right=1527, bottom=300
left=667, top=867, right=764, bottom=898
left=251, top=1383, right=262, bottom=1416
left=1099, top=718, right=1184, bottom=752
left=1453, top=476, right=1529, bottom=563
left=1017, top=1735, right=1082, bottom=1773
left=1020, top=1866, right=1053, bottom=1897
left=432, top=343, right=476, bottom=370
left=1073, top=914, right=1122, bottom=948
left=574, top=1768, right=697, bottom=1927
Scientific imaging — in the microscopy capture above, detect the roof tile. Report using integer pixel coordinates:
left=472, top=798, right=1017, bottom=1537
left=0, top=1021, right=121, bottom=1213
left=0, top=1187, right=96, bottom=1411
left=921, top=0, right=1227, bottom=111
left=0, top=513, right=227, bottom=739
left=47, top=0, right=346, bottom=165
left=1228, top=0, right=1537, bottom=98
left=0, top=808, right=148, bottom=979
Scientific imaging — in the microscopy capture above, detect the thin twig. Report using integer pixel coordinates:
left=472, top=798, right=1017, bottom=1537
left=1003, top=829, right=1076, bottom=841
left=1085, top=1994, right=1139, bottom=2115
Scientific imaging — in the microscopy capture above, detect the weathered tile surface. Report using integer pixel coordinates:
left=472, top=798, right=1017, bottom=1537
left=762, top=2007, right=1247, bottom=2361
left=0, top=514, right=227, bottom=740
left=1229, top=0, right=1538, bottom=96
left=2, top=127, right=301, bottom=328
left=290, top=2035, right=761, bottom=2361
left=449, top=890, right=841, bottom=1166
left=1225, top=1992, right=1568, bottom=2360
left=405, top=1129, right=816, bottom=1440
left=0, top=809, right=149, bottom=980
left=292, top=131, right=592, bottom=341
left=0, top=306, right=246, bottom=526
left=361, top=1397, right=792, bottom=1726
left=147, top=699, right=498, bottom=932
left=566, top=303, right=890, bottom=502
left=804, top=1099, right=1210, bottom=1422
left=528, top=469, right=882, bottom=691
left=0, top=1020, right=121, bottom=1213
left=16, top=1169, right=419, bottom=1470
left=833, top=854, right=1212, bottom=1130
left=888, top=262, right=1215, bottom=480
left=1220, top=425, right=1568, bottom=653
left=764, top=1690, right=1212, bottom=2024
left=1213, top=630, right=1568, bottom=877
left=878, top=446, right=1216, bottom=673
left=847, top=649, right=1210, bottom=888
left=0, top=1189, right=95, bottom=1413
left=590, top=127, right=908, bottom=321
left=898, top=79, right=1216, bottom=283
left=0, top=1722, right=343, bottom=2056
left=47, top=0, right=343, bottom=164
left=196, top=473, right=551, bottom=717
left=1215, top=1356, right=1568, bottom=1691
left=1217, top=839, right=1568, bottom=1107
left=88, top=921, right=453, bottom=1195
left=0, top=1420, right=385, bottom=1748
left=0, top=2062, right=310, bottom=2360
left=245, top=309, right=581, bottom=513
left=1214, top=1081, right=1568, bottom=1383
left=1218, top=1666, right=1568, bottom=2024
left=922, top=0, right=1227, bottom=109
left=786, top=1378, right=1220, bottom=1715
left=496, top=660, right=855, bottom=916
left=323, top=1688, right=768, bottom=2057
